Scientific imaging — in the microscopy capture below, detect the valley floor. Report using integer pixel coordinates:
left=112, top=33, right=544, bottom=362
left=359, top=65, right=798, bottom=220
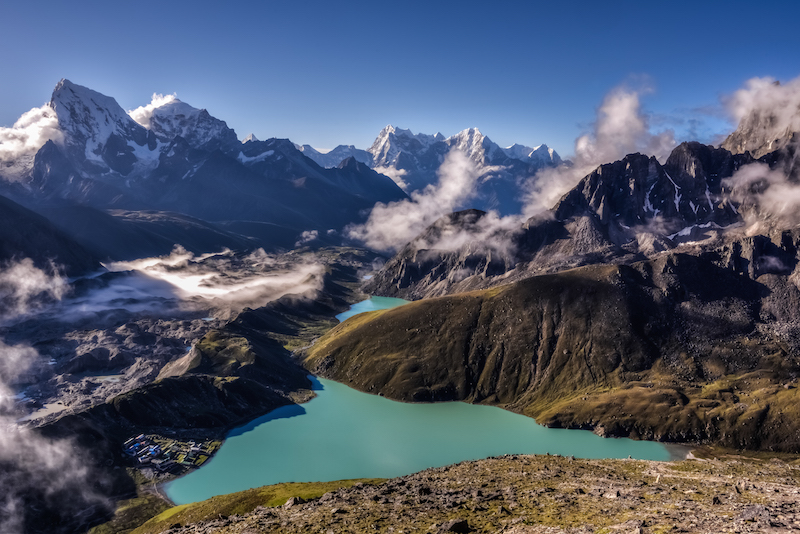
left=132, top=453, right=800, bottom=534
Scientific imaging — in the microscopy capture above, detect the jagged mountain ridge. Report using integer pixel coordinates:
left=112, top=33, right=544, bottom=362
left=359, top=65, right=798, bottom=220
left=0, top=80, right=407, bottom=251
left=368, top=97, right=800, bottom=300
left=298, top=124, right=563, bottom=216
left=365, top=140, right=788, bottom=299
left=295, top=143, right=373, bottom=168
left=721, top=80, right=800, bottom=159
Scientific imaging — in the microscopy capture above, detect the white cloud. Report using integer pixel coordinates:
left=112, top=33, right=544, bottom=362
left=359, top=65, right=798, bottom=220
left=128, top=93, right=180, bottom=129
left=0, top=104, right=64, bottom=178
left=418, top=209, right=523, bottom=258
left=105, top=246, right=325, bottom=319
left=725, top=75, right=800, bottom=131
left=0, top=266, right=107, bottom=534
left=0, top=259, right=68, bottom=323
left=347, top=150, right=480, bottom=251
left=725, top=161, right=800, bottom=233
left=295, top=230, right=319, bottom=247
left=523, top=84, right=676, bottom=217
left=373, top=165, right=410, bottom=191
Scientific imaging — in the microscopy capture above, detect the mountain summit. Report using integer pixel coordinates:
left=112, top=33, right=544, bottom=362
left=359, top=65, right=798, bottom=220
left=0, top=80, right=408, bottom=247
left=50, top=79, right=157, bottom=176
left=129, top=94, right=239, bottom=152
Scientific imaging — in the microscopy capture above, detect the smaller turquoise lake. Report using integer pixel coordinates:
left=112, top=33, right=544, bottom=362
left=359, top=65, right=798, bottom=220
left=165, top=297, right=685, bottom=505
left=335, top=296, right=410, bottom=322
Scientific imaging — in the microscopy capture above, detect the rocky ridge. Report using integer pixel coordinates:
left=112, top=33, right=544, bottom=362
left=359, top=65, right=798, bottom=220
left=135, top=454, right=800, bottom=534
left=364, top=138, right=790, bottom=300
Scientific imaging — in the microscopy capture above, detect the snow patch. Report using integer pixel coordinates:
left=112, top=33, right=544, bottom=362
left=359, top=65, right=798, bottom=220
left=238, top=150, right=274, bottom=164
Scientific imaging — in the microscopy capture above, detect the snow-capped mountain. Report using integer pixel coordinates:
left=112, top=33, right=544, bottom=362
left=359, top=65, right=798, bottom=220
left=296, top=144, right=373, bottom=168
left=364, top=125, right=561, bottom=176
left=129, top=94, right=239, bottom=153
left=49, top=79, right=159, bottom=176
left=444, top=127, right=506, bottom=165
left=292, top=124, right=562, bottom=215
left=502, top=143, right=562, bottom=166
left=368, top=125, right=446, bottom=169
left=0, top=80, right=407, bottom=241
left=367, top=125, right=562, bottom=214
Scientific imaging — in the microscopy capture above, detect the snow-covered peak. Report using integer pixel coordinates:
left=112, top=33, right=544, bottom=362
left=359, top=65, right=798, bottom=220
left=445, top=127, right=502, bottom=163
left=503, top=143, right=536, bottom=160
left=298, top=144, right=373, bottom=168
left=502, top=142, right=561, bottom=165
left=243, top=133, right=259, bottom=143
left=128, top=93, right=238, bottom=150
left=369, top=125, right=445, bottom=167
left=529, top=143, right=562, bottom=165
left=128, top=93, right=181, bottom=130
left=446, top=127, right=486, bottom=146
left=296, top=144, right=321, bottom=155
left=50, top=79, right=148, bottom=161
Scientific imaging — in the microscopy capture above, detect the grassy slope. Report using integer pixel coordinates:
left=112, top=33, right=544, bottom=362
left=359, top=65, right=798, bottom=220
left=305, top=254, right=800, bottom=452
left=130, top=479, right=385, bottom=534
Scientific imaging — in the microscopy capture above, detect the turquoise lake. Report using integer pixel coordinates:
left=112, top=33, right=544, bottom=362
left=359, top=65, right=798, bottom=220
left=334, top=296, right=410, bottom=322
left=165, top=297, right=684, bottom=505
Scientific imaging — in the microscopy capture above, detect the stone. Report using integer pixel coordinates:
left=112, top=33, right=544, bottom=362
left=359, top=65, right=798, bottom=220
left=438, top=518, right=471, bottom=533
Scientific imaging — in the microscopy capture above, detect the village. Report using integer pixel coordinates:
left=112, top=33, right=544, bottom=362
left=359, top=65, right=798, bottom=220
left=123, top=434, right=220, bottom=476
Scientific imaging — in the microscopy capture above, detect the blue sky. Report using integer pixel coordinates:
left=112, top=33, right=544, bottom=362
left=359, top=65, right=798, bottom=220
left=1, top=0, right=798, bottom=156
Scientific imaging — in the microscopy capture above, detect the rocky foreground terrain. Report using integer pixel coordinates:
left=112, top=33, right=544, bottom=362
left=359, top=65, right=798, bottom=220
left=133, top=453, right=800, bottom=534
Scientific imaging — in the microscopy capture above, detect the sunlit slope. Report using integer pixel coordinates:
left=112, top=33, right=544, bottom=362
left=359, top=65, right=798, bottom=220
left=306, top=252, right=800, bottom=452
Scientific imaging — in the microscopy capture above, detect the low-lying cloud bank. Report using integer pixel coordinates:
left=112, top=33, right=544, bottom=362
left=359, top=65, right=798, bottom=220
left=725, top=161, right=800, bottom=234
left=0, top=261, right=108, bottom=534
left=104, top=246, right=326, bottom=318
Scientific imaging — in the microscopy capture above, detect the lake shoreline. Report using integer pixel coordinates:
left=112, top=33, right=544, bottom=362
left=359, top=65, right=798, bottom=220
left=163, top=297, right=697, bottom=505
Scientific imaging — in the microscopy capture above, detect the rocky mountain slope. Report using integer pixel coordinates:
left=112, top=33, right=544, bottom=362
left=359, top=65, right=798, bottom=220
left=38, top=206, right=264, bottom=261
left=0, top=193, right=100, bottom=276
left=364, top=139, right=785, bottom=300
left=16, top=248, right=375, bottom=534
left=129, top=454, right=800, bottom=534
left=307, top=107, right=800, bottom=456
left=721, top=79, right=800, bottom=159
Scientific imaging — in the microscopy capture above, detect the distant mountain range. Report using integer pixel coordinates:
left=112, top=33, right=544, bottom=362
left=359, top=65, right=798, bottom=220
left=0, top=80, right=567, bottom=263
left=297, top=125, right=562, bottom=215
left=0, top=80, right=408, bottom=261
